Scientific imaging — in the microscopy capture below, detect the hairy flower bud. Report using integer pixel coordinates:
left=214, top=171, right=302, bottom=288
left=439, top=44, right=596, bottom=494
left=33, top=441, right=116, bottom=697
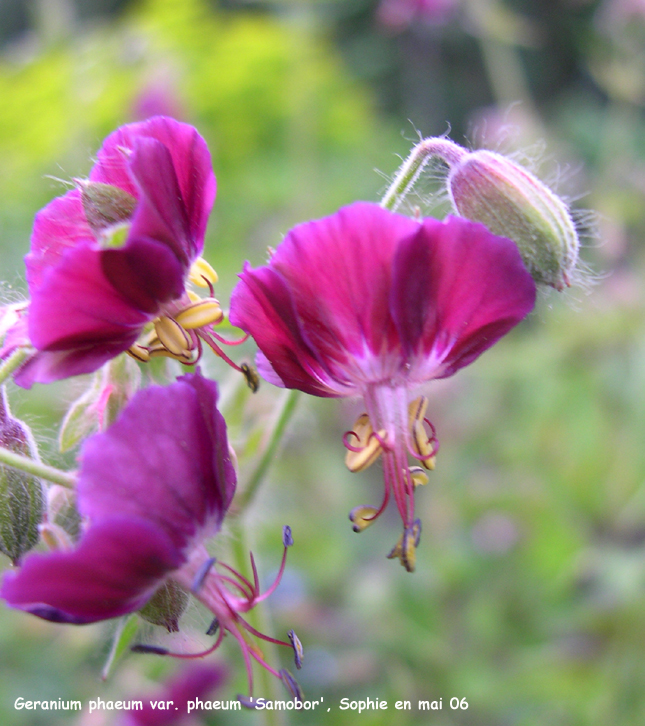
left=446, top=150, right=579, bottom=291
left=0, top=389, right=44, bottom=564
left=59, top=355, right=141, bottom=452
left=138, top=580, right=189, bottom=633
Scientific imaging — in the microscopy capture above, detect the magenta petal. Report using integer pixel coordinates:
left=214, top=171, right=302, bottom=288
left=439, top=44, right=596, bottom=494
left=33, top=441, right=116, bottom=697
left=1, top=517, right=182, bottom=624
left=392, top=216, right=536, bottom=379
left=13, top=343, right=138, bottom=389
left=78, top=373, right=235, bottom=549
left=91, top=117, right=216, bottom=255
left=271, top=202, right=420, bottom=370
left=25, top=190, right=94, bottom=291
left=28, top=243, right=150, bottom=353
left=255, top=351, right=288, bottom=389
left=230, top=263, right=346, bottom=397
left=127, top=137, right=192, bottom=266
left=101, top=236, right=186, bottom=312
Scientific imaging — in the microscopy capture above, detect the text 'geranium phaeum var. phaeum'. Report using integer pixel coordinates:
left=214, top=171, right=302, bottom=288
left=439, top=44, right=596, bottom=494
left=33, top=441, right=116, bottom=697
left=9, top=116, right=238, bottom=388
left=229, top=202, right=537, bottom=572
left=1, top=373, right=302, bottom=700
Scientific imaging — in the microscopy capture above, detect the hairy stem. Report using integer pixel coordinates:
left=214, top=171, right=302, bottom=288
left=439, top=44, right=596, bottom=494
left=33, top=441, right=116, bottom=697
left=0, top=445, right=77, bottom=489
left=237, top=390, right=300, bottom=511
left=0, top=347, right=32, bottom=386
left=380, top=137, right=466, bottom=212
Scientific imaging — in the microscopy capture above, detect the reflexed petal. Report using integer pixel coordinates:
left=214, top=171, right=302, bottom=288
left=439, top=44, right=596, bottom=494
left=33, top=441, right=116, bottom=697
left=90, top=117, right=216, bottom=257
left=233, top=204, right=535, bottom=397
left=1, top=517, right=182, bottom=624
left=391, top=216, right=536, bottom=380
left=26, top=190, right=94, bottom=291
left=127, top=137, right=192, bottom=266
left=230, top=263, right=348, bottom=397
left=13, top=342, right=138, bottom=389
left=101, top=236, right=186, bottom=311
left=270, top=202, right=419, bottom=374
left=28, top=243, right=151, bottom=352
left=78, top=373, right=236, bottom=549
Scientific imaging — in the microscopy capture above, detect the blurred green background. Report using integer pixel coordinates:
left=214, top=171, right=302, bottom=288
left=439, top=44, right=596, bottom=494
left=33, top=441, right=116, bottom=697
left=1, top=0, right=645, bottom=724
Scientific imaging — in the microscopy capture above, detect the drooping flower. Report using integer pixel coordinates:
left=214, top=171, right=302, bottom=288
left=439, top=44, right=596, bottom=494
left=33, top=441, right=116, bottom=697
left=229, top=202, right=536, bottom=571
left=12, top=116, right=243, bottom=389
left=1, top=373, right=301, bottom=698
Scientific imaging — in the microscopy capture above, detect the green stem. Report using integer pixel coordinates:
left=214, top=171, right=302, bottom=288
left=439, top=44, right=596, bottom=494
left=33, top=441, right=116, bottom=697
left=237, top=390, right=300, bottom=511
left=0, top=347, right=32, bottom=386
left=0, top=445, right=77, bottom=489
left=380, top=137, right=466, bottom=212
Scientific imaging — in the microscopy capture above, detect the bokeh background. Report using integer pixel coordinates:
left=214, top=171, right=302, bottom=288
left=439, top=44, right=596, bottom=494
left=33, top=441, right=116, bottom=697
left=1, top=0, right=644, bottom=724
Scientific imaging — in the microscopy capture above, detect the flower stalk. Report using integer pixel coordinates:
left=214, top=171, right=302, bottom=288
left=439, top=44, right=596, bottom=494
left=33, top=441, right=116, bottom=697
left=0, top=348, right=33, bottom=387
left=380, top=137, right=466, bottom=211
left=237, top=389, right=300, bottom=511
left=0, top=445, right=76, bottom=489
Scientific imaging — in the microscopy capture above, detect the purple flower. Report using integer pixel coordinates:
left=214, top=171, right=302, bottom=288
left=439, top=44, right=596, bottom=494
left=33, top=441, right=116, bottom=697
left=1, top=373, right=300, bottom=697
left=229, top=202, right=536, bottom=570
left=13, top=117, right=234, bottom=388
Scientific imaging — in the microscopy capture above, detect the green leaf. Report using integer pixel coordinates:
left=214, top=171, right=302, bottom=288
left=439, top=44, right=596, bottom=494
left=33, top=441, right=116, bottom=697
left=101, top=614, right=139, bottom=681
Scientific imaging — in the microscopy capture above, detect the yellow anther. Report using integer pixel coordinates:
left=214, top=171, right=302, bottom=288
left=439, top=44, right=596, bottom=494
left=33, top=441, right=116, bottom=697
left=408, top=395, right=428, bottom=427
left=187, top=290, right=201, bottom=303
left=408, top=395, right=436, bottom=470
left=411, top=419, right=436, bottom=470
left=386, top=520, right=421, bottom=573
left=154, top=316, right=192, bottom=357
left=409, top=466, right=429, bottom=487
left=175, top=299, right=223, bottom=330
left=344, top=414, right=384, bottom=473
left=148, top=345, right=196, bottom=365
left=349, top=505, right=379, bottom=533
left=402, top=532, right=417, bottom=572
left=189, top=257, right=218, bottom=287
left=127, top=343, right=151, bottom=363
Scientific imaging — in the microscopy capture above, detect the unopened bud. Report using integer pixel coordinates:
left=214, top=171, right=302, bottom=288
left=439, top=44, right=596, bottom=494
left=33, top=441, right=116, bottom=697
left=138, top=580, right=189, bottom=633
left=447, top=150, right=579, bottom=291
left=77, top=180, right=137, bottom=235
left=0, top=388, right=44, bottom=564
left=39, top=522, right=74, bottom=551
left=59, top=356, right=141, bottom=452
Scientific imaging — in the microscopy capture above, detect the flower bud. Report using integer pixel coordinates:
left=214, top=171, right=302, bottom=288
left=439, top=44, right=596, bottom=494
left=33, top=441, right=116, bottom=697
left=59, top=355, right=141, bottom=452
left=0, top=388, right=44, bottom=564
left=138, top=580, right=189, bottom=633
left=446, top=150, right=579, bottom=291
